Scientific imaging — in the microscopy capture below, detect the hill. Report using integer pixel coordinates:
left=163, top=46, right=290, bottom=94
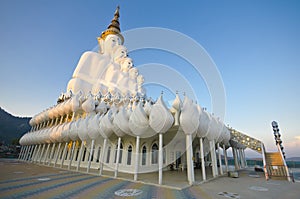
left=286, top=157, right=300, bottom=162
left=0, top=107, right=31, bottom=145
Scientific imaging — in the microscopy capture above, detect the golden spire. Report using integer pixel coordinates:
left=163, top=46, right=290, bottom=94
left=99, top=6, right=124, bottom=43
left=108, top=6, right=120, bottom=32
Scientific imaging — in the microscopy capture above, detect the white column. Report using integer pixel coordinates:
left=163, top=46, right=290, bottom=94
left=22, top=146, right=27, bottom=160
left=95, top=145, right=100, bottom=164
left=54, top=142, right=62, bottom=167
left=242, top=149, right=245, bottom=167
left=60, top=142, right=68, bottom=168
left=18, top=146, right=24, bottom=160
left=23, top=145, right=29, bottom=161
left=34, top=145, right=42, bottom=162
left=223, top=144, right=229, bottom=172
left=213, top=140, right=218, bottom=176
left=239, top=149, right=243, bottom=168
left=22, top=146, right=28, bottom=160
left=30, top=145, right=35, bottom=160
left=68, top=141, right=76, bottom=170
left=243, top=149, right=247, bottom=167
left=48, top=143, right=56, bottom=165
left=26, top=146, right=31, bottom=160
left=59, top=115, right=64, bottom=124
left=51, top=118, right=55, bottom=126
left=66, top=142, right=72, bottom=161
left=199, top=137, right=206, bottom=181
left=23, top=146, right=28, bottom=160
left=134, top=136, right=140, bottom=181
left=87, top=140, right=95, bottom=173
left=99, top=138, right=107, bottom=175
left=31, top=145, right=38, bottom=162
left=24, top=146, right=29, bottom=160
left=84, top=146, right=89, bottom=162
left=31, top=145, right=36, bottom=161
left=27, top=145, right=34, bottom=161
left=114, top=137, right=121, bottom=178
left=23, top=146, right=29, bottom=160
left=217, top=143, right=223, bottom=175
left=39, top=144, right=46, bottom=164
left=232, top=147, right=239, bottom=170
left=19, top=146, right=24, bottom=160
left=243, top=149, right=246, bottom=167
left=239, top=149, right=245, bottom=168
left=43, top=144, right=51, bottom=164
left=209, top=141, right=215, bottom=177
left=25, top=146, right=31, bottom=160
left=25, top=146, right=32, bottom=161
left=186, top=134, right=194, bottom=185
left=158, top=133, right=163, bottom=185
left=237, top=148, right=241, bottom=168
left=76, top=141, right=84, bottom=171
left=238, top=149, right=241, bottom=167
left=29, top=145, right=35, bottom=161
left=21, top=145, right=28, bottom=160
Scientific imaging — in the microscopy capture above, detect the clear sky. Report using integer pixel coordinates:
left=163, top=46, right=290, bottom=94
left=0, top=0, right=299, bottom=157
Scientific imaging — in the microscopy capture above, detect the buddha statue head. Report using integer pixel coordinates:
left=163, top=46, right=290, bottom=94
left=137, top=75, right=144, bottom=86
left=97, top=6, right=124, bottom=55
left=129, top=67, right=138, bottom=79
left=120, top=57, right=133, bottom=72
left=98, top=34, right=122, bottom=55
left=112, top=45, right=128, bottom=63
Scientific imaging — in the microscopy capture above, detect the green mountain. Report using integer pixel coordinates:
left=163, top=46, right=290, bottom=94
left=0, top=107, right=31, bottom=145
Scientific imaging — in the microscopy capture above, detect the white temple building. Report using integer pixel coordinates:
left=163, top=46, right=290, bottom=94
left=18, top=7, right=266, bottom=185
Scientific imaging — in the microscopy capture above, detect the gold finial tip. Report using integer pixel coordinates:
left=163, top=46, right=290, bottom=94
left=115, top=6, right=120, bottom=16
left=99, top=5, right=124, bottom=44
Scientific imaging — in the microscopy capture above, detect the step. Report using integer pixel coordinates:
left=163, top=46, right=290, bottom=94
left=265, top=152, right=284, bottom=165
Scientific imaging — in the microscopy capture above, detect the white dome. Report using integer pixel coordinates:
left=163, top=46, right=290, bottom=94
left=129, top=101, right=155, bottom=137
left=179, top=96, right=200, bottom=135
left=149, top=95, right=174, bottom=134
left=197, top=107, right=211, bottom=138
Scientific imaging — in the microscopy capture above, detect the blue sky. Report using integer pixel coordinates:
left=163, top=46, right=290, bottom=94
left=0, top=0, right=299, bottom=157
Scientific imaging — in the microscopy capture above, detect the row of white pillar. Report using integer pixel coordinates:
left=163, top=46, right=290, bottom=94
left=18, top=137, right=143, bottom=181
left=197, top=138, right=228, bottom=183
left=186, top=137, right=247, bottom=184
left=184, top=136, right=231, bottom=185
left=232, top=147, right=247, bottom=170
left=18, top=141, right=101, bottom=173
left=18, top=137, right=247, bottom=186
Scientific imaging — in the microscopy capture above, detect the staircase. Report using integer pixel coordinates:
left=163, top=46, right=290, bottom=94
left=264, top=152, right=287, bottom=180
left=262, top=145, right=293, bottom=181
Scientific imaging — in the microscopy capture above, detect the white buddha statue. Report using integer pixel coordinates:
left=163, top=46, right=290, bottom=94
left=120, top=57, right=133, bottom=72
left=137, top=74, right=146, bottom=95
left=66, top=7, right=145, bottom=100
left=103, top=45, right=128, bottom=87
left=66, top=6, right=124, bottom=96
left=128, top=67, right=138, bottom=95
left=116, top=57, right=133, bottom=94
left=112, top=45, right=128, bottom=64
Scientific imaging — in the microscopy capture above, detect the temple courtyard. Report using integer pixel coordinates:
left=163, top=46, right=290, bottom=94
left=0, top=158, right=299, bottom=199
